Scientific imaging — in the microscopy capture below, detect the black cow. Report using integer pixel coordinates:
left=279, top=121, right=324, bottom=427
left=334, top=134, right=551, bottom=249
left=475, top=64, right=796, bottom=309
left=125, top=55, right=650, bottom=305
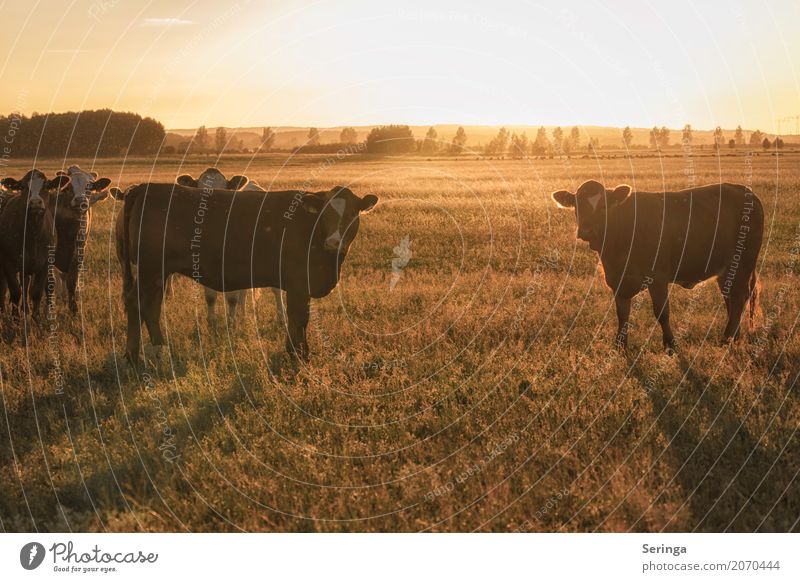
left=552, top=181, right=763, bottom=351
left=117, top=183, right=377, bottom=364
left=0, top=170, right=71, bottom=318
left=50, top=165, right=111, bottom=312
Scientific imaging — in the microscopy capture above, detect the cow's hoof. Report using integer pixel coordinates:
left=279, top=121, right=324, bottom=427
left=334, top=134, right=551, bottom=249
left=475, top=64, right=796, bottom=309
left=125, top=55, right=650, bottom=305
left=664, top=339, right=677, bottom=356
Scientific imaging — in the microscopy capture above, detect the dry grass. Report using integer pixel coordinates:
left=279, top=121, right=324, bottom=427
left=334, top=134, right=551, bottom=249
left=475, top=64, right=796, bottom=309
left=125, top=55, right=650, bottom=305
left=0, top=152, right=797, bottom=532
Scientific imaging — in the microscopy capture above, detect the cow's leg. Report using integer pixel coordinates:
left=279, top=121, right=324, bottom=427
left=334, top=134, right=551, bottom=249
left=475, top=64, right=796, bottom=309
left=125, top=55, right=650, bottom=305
left=64, top=261, right=80, bottom=314
left=0, top=271, right=7, bottom=312
left=124, top=281, right=145, bottom=364
left=648, top=281, right=676, bottom=354
left=141, top=278, right=166, bottom=364
left=614, top=295, right=632, bottom=351
left=272, top=288, right=286, bottom=328
left=204, top=287, right=218, bottom=329
left=285, top=291, right=310, bottom=360
left=722, top=278, right=749, bottom=342
left=29, top=270, right=47, bottom=322
left=716, top=278, right=731, bottom=318
left=5, top=268, right=22, bottom=316
left=224, top=290, right=242, bottom=327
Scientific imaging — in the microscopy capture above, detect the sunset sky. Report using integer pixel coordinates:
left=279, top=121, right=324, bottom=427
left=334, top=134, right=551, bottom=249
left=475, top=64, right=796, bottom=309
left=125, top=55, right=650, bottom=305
left=1, top=0, right=798, bottom=131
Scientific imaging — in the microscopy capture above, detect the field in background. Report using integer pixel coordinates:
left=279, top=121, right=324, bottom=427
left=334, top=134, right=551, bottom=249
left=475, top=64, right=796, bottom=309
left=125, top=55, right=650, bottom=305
left=0, top=153, right=797, bottom=532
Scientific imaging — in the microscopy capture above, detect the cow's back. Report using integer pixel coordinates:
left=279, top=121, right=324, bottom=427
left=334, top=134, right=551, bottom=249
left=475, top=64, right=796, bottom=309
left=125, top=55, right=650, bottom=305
left=602, top=183, right=762, bottom=289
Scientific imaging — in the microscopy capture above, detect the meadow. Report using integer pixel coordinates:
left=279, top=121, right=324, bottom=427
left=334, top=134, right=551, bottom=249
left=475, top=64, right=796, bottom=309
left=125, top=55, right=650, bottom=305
left=0, top=151, right=797, bottom=532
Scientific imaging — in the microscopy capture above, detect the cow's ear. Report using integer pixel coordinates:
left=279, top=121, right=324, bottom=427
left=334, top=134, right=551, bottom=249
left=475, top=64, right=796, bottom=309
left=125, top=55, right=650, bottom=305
left=607, top=184, right=632, bottom=206
left=89, top=190, right=109, bottom=205
left=110, top=187, right=125, bottom=200
left=359, top=194, right=378, bottom=213
left=226, top=175, right=249, bottom=190
left=1, top=177, right=21, bottom=191
left=47, top=175, right=71, bottom=191
left=176, top=174, right=197, bottom=187
left=552, top=190, right=576, bottom=208
left=301, top=193, right=325, bottom=214
left=90, top=177, right=112, bottom=191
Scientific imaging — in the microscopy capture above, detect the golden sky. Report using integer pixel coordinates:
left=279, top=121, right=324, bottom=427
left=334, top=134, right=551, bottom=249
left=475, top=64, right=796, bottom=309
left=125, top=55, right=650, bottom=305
left=1, top=0, right=798, bottom=131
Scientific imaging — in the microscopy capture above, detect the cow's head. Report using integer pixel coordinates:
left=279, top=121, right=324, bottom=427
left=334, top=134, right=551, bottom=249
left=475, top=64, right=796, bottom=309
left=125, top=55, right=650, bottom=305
left=58, top=165, right=112, bottom=211
left=302, top=186, right=378, bottom=255
left=552, top=180, right=631, bottom=251
left=1, top=169, right=70, bottom=216
left=176, top=167, right=249, bottom=190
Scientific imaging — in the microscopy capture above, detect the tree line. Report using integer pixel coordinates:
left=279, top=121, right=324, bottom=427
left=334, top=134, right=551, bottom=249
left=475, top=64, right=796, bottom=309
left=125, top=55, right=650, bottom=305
left=0, top=109, right=165, bottom=158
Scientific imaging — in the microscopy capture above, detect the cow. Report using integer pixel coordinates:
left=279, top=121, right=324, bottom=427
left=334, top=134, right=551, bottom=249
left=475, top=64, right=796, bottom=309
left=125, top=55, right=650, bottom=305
left=50, top=165, right=112, bottom=312
left=0, top=170, right=71, bottom=319
left=118, top=183, right=377, bottom=365
left=174, top=168, right=286, bottom=329
left=551, top=180, right=763, bottom=352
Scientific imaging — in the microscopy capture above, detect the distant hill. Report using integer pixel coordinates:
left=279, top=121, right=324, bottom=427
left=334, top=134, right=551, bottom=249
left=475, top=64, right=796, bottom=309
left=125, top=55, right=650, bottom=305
left=167, top=124, right=796, bottom=150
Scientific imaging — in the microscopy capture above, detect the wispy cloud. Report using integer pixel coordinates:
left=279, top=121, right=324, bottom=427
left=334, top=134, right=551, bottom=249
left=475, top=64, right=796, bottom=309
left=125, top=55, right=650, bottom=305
left=45, top=49, right=91, bottom=54
left=139, top=17, right=194, bottom=27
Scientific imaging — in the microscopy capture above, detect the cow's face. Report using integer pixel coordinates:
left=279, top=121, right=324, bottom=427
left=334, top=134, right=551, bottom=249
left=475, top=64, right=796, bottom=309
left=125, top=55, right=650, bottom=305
left=1, top=170, right=70, bottom=216
left=176, top=168, right=248, bottom=190
left=552, top=180, right=631, bottom=251
left=60, top=165, right=111, bottom=211
left=302, top=186, right=378, bottom=255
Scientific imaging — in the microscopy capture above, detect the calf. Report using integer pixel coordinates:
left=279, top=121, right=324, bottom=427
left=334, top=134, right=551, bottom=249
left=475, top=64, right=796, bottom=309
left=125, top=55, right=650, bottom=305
left=50, top=165, right=111, bottom=312
left=175, top=168, right=286, bottom=328
left=118, top=184, right=377, bottom=364
left=0, top=170, right=71, bottom=318
left=552, top=181, right=762, bottom=351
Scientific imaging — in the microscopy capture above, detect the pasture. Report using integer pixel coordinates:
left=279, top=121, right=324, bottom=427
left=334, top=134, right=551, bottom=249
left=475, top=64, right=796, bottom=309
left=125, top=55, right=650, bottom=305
left=0, top=152, right=797, bottom=532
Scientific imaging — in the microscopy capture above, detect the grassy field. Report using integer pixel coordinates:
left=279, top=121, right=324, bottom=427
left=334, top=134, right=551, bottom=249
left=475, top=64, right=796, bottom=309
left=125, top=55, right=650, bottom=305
left=0, top=152, right=797, bottom=532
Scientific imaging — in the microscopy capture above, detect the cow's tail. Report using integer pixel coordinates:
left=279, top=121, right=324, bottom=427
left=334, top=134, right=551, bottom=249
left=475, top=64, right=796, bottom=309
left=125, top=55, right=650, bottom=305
left=121, top=185, right=138, bottom=296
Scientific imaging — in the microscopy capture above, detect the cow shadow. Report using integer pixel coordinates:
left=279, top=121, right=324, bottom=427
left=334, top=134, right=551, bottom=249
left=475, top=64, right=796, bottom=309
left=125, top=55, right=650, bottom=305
left=628, top=351, right=798, bottom=531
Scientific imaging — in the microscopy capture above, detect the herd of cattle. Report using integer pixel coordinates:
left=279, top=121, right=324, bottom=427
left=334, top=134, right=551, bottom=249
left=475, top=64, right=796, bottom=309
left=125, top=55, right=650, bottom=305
left=0, top=164, right=763, bottom=366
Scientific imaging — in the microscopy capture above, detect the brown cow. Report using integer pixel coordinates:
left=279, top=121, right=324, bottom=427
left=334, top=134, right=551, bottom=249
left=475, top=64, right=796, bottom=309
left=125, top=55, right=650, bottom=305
left=51, top=165, right=111, bottom=312
left=118, top=183, right=377, bottom=364
left=0, top=170, right=71, bottom=318
left=552, top=180, right=763, bottom=352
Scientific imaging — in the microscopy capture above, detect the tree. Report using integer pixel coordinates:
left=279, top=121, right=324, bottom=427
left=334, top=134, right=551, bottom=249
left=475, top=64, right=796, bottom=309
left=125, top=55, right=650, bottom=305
left=749, top=130, right=765, bottom=147
left=307, top=127, right=320, bottom=146
left=533, top=126, right=550, bottom=154
left=552, top=126, right=564, bottom=152
left=215, top=126, right=227, bottom=154
left=339, top=126, right=358, bottom=145
left=728, top=139, right=736, bottom=148
left=0, top=109, right=165, bottom=156
left=570, top=126, right=581, bottom=151
left=588, top=137, right=600, bottom=153
left=658, top=126, right=670, bottom=149
left=421, top=127, right=439, bottom=154
left=762, top=137, right=771, bottom=150
left=713, top=126, right=724, bottom=150
left=509, top=132, right=529, bottom=156
left=776, top=137, right=785, bottom=149
left=486, top=127, right=509, bottom=154
left=649, top=126, right=659, bottom=150
left=682, top=124, right=693, bottom=145
left=194, top=125, right=209, bottom=153
left=622, top=126, right=633, bottom=149
left=261, top=127, right=276, bottom=151
left=451, top=126, right=468, bottom=153
left=364, top=125, right=416, bottom=154
left=734, top=125, right=744, bottom=145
